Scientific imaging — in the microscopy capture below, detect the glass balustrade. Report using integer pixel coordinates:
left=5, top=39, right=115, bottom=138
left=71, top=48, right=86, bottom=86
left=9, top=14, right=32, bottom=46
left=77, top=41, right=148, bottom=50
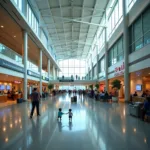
left=0, top=43, right=22, bottom=64
left=27, top=61, right=39, bottom=73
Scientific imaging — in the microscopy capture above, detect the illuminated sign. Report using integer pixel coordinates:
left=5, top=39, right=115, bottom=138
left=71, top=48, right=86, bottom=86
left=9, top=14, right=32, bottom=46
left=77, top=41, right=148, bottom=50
left=0, top=58, right=24, bottom=73
left=114, top=62, right=124, bottom=77
left=27, top=70, right=40, bottom=78
left=14, top=81, right=21, bottom=84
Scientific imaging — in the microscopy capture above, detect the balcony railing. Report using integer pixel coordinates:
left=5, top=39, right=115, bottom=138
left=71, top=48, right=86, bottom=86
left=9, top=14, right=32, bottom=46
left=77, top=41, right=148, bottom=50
left=0, top=43, right=22, bottom=64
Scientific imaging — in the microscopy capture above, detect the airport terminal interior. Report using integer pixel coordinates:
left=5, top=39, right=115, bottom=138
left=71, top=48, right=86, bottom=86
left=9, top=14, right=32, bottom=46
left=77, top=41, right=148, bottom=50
left=0, top=0, right=150, bottom=149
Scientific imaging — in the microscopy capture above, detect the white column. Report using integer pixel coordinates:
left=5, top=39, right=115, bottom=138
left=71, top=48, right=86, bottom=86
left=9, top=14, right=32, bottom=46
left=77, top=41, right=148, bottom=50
left=104, top=27, right=109, bottom=92
left=53, top=65, right=55, bottom=79
left=55, top=68, right=57, bottom=79
left=40, top=50, right=42, bottom=95
left=96, top=46, right=99, bottom=80
left=23, top=31, right=28, bottom=100
left=48, top=59, right=51, bottom=79
left=123, top=0, right=130, bottom=102
left=88, top=67, right=90, bottom=80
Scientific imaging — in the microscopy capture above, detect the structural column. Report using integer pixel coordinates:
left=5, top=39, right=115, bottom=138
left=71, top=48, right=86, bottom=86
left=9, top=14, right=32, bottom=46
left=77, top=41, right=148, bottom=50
left=55, top=68, right=57, bottom=79
left=53, top=65, right=55, bottom=80
left=23, top=31, right=28, bottom=100
left=104, top=27, right=109, bottom=92
left=40, top=50, right=42, bottom=95
left=48, top=59, right=51, bottom=80
left=123, top=0, right=130, bottom=102
left=96, top=45, right=99, bottom=80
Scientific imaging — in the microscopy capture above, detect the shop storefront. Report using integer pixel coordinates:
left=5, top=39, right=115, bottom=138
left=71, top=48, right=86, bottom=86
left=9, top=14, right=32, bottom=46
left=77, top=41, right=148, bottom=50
left=0, top=74, right=23, bottom=103
left=108, top=61, right=125, bottom=100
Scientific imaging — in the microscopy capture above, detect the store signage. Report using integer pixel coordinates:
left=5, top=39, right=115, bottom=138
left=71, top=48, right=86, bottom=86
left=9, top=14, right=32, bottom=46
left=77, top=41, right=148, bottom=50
left=27, top=70, right=40, bottom=78
left=14, top=81, right=21, bottom=84
left=114, top=62, right=124, bottom=77
left=0, top=58, right=24, bottom=73
left=42, top=76, right=49, bottom=81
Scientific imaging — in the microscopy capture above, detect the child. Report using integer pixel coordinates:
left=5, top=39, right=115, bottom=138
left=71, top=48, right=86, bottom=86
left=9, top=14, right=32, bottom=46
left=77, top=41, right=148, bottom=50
left=68, top=109, right=73, bottom=122
left=57, top=108, right=64, bottom=121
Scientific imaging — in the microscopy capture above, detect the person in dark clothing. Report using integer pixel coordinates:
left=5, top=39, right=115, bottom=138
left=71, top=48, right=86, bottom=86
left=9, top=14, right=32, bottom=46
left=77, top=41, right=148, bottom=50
left=141, top=97, right=150, bottom=121
left=141, top=91, right=147, bottom=97
left=133, top=91, right=138, bottom=96
left=30, top=88, right=40, bottom=119
left=105, top=91, right=109, bottom=96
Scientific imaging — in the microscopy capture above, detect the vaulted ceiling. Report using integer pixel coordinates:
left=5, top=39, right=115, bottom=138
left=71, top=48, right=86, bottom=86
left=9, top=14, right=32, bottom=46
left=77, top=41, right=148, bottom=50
left=35, top=0, right=108, bottom=60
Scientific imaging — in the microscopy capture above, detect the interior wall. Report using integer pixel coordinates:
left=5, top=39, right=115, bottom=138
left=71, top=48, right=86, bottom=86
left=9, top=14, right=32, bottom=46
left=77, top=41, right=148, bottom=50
left=130, top=77, right=143, bottom=96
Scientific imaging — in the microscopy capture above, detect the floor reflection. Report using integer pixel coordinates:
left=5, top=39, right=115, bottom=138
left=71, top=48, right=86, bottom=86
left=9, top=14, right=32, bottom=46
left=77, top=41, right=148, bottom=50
left=0, top=94, right=149, bottom=150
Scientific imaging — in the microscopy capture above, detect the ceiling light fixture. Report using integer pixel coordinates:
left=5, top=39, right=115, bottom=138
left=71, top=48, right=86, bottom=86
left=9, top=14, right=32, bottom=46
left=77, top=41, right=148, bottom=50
left=1, top=25, right=4, bottom=28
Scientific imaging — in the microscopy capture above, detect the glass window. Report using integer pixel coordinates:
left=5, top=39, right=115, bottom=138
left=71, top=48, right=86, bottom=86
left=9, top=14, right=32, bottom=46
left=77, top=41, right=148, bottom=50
left=128, top=0, right=137, bottom=12
left=69, top=59, right=74, bottom=67
left=143, top=9, right=150, bottom=45
left=75, top=60, right=80, bottom=67
left=134, top=17, right=143, bottom=50
left=107, top=0, right=123, bottom=39
left=75, top=68, right=80, bottom=74
left=69, top=68, right=74, bottom=74
left=118, top=0, right=123, bottom=19
left=59, top=59, right=86, bottom=78
left=108, top=36, right=123, bottom=67
left=63, top=60, right=68, bottom=67
left=63, top=68, right=68, bottom=73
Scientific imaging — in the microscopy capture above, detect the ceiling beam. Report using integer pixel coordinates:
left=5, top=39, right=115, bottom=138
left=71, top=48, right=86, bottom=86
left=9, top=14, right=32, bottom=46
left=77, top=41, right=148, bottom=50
left=58, top=0, right=67, bottom=51
left=45, top=0, right=63, bottom=53
left=40, top=6, right=105, bottom=12
left=46, top=16, right=106, bottom=27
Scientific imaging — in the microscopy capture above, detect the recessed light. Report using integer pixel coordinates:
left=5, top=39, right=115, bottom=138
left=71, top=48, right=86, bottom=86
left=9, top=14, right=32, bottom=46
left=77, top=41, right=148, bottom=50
left=1, top=25, right=4, bottom=28
left=13, top=35, right=16, bottom=38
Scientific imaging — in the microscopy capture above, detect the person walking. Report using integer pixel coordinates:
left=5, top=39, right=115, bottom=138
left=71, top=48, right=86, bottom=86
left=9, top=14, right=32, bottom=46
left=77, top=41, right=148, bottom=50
left=30, top=88, right=41, bottom=119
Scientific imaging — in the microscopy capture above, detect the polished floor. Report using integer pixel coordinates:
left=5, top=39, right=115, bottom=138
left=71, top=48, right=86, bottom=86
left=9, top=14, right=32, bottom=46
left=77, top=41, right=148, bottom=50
left=0, top=93, right=150, bottom=150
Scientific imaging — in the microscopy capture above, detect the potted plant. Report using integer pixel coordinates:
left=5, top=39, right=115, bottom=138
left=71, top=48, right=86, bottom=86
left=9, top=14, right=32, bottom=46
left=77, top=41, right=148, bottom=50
left=111, top=79, right=121, bottom=102
left=89, top=84, right=93, bottom=90
left=48, top=83, right=54, bottom=95
left=95, top=83, right=99, bottom=91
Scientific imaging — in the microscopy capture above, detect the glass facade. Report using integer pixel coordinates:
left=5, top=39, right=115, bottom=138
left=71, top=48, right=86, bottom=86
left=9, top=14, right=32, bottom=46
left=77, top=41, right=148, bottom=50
left=93, top=65, right=97, bottom=77
left=12, top=0, right=23, bottom=11
left=59, top=85, right=86, bottom=90
left=98, top=29, right=105, bottom=52
left=27, top=4, right=39, bottom=34
left=108, top=37, right=124, bottom=67
left=107, top=0, right=123, bottom=39
left=59, top=59, right=86, bottom=79
left=41, top=30, right=48, bottom=48
left=99, top=57, right=105, bottom=73
left=129, top=7, right=150, bottom=53
left=127, top=0, right=137, bottom=12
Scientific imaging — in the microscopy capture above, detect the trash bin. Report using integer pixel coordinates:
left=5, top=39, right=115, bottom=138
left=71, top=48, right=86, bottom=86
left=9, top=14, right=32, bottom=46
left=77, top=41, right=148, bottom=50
left=71, top=97, right=74, bottom=102
left=74, top=96, right=77, bottom=102
left=129, top=102, right=143, bottom=117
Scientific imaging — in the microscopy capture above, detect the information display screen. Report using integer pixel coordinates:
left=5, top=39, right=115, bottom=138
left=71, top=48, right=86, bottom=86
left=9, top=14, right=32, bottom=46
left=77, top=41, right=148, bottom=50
left=136, top=84, right=142, bottom=91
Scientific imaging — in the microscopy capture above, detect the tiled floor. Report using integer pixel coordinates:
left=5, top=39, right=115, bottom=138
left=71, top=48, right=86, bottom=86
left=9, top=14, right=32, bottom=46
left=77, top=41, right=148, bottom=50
left=0, top=100, right=16, bottom=108
left=0, top=93, right=150, bottom=150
